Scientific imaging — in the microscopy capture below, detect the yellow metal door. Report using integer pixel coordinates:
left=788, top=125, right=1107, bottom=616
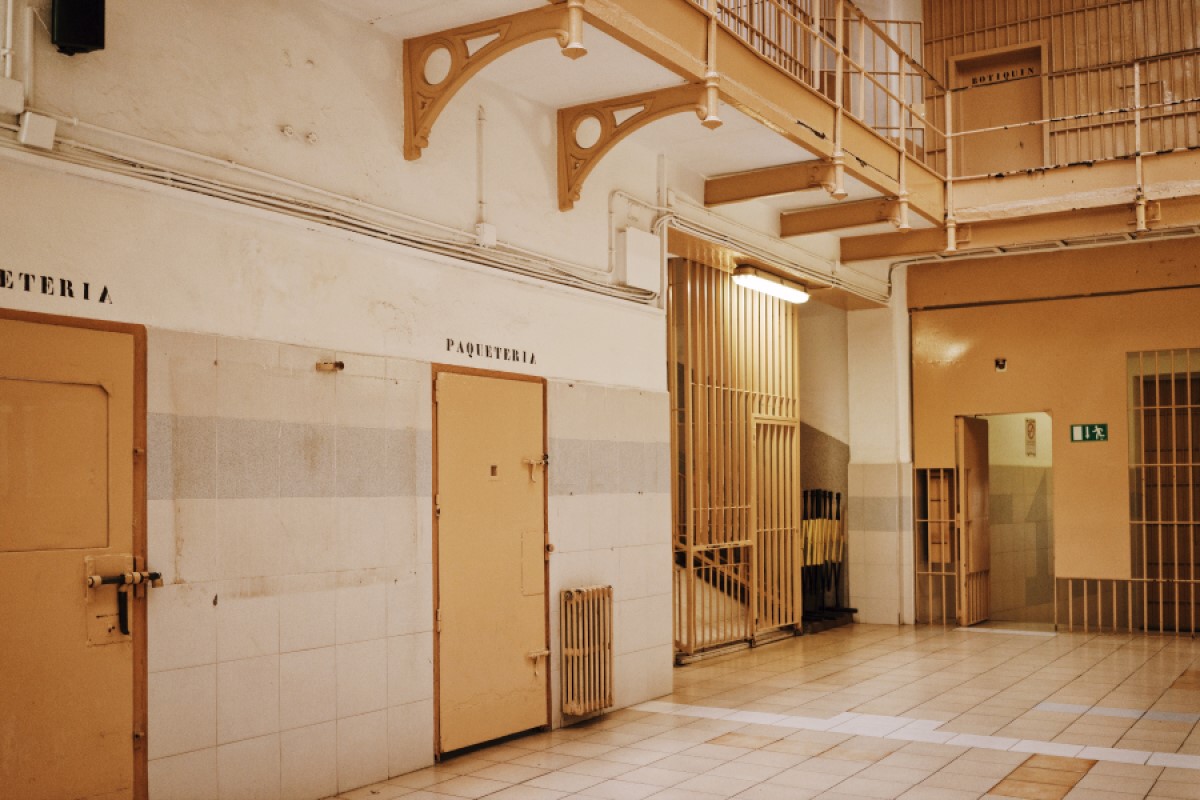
left=956, top=416, right=991, bottom=627
left=434, top=371, right=548, bottom=754
left=0, top=316, right=145, bottom=799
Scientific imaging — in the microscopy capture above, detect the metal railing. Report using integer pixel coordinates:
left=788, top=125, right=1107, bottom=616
left=694, top=0, right=1200, bottom=234
left=695, top=0, right=948, bottom=180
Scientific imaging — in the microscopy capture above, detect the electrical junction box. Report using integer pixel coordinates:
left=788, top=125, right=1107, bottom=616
left=18, top=112, right=57, bottom=150
left=616, top=227, right=660, bottom=293
left=0, top=77, right=23, bottom=116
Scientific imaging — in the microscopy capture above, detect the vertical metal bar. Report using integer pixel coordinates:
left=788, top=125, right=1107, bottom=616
left=1068, top=578, right=1074, bottom=631
left=857, top=14, right=866, bottom=119
left=945, top=89, right=957, bottom=250
left=686, top=264, right=698, bottom=653
left=1189, top=356, right=1196, bottom=635
left=1172, top=351, right=1181, bottom=635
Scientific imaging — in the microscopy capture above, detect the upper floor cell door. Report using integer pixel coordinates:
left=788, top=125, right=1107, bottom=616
left=952, top=45, right=1046, bottom=177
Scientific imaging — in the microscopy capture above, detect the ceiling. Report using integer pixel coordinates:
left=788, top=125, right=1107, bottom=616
left=319, top=0, right=545, bottom=39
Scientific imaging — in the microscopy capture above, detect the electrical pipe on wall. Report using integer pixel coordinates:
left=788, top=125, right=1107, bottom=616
left=3, top=0, right=14, bottom=78
left=21, top=3, right=32, bottom=101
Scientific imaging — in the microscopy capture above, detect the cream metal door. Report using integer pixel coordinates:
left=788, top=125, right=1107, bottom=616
left=956, top=416, right=991, bottom=626
left=434, top=369, right=548, bottom=754
left=0, top=314, right=147, bottom=800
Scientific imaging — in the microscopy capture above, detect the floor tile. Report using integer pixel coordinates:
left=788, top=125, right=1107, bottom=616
left=370, top=626, right=1200, bottom=800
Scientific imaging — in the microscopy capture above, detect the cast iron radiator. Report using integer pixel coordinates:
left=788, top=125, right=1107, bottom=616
left=561, top=585, right=614, bottom=716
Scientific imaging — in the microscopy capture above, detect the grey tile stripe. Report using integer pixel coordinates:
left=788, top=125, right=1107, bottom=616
left=147, top=413, right=430, bottom=501
left=631, top=701, right=1200, bottom=771
left=548, top=438, right=671, bottom=496
left=1034, top=700, right=1200, bottom=725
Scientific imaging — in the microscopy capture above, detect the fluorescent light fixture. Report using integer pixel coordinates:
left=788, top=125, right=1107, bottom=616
left=731, top=265, right=810, bottom=304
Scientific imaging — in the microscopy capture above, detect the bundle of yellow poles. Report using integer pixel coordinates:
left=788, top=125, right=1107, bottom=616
left=801, top=490, right=845, bottom=590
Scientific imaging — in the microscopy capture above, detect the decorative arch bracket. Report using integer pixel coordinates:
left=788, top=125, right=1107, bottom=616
left=404, top=2, right=586, bottom=161
left=558, top=83, right=720, bottom=211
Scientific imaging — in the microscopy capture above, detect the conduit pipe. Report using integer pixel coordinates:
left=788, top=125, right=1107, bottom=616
left=0, top=119, right=653, bottom=302
left=20, top=3, right=31, bottom=100
left=1, top=107, right=891, bottom=306
left=41, top=110, right=473, bottom=238
left=476, top=105, right=486, bottom=227
left=3, top=0, right=14, bottom=79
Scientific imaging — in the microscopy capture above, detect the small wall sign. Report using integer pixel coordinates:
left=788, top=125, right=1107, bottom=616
left=1025, top=417, right=1037, bottom=456
left=445, top=338, right=536, bottom=366
left=1070, top=424, right=1108, bottom=442
left=969, top=65, right=1038, bottom=87
left=1, top=268, right=112, bottom=305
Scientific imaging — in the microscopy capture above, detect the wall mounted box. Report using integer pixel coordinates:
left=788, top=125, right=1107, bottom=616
left=616, top=227, right=660, bottom=293
left=52, top=0, right=105, bottom=56
left=18, top=112, right=57, bottom=150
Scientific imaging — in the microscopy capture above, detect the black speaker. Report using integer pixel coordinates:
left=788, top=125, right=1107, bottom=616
left=52, top=0, right=105, bottom=56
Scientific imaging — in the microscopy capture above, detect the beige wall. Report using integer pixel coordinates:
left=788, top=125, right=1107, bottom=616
left=910, top=240, right=1200, bottom=581
left=986, top=413, right=1053, bottom=621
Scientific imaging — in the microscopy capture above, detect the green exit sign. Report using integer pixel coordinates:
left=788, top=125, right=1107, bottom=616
left=1071, top=424, right=1108, bottom=442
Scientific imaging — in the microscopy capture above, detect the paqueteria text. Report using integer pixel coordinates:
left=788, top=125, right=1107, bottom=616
left=446, top=338, right=536, bottom=365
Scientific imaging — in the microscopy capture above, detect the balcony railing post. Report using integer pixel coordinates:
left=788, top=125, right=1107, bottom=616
left=830, top=0, right=847, bottom=198
left=894, top=56, right=910, bottom=230
left=945, top=89, right=957, bottom=253
left=699, top=0, right=722, bottom=129
left=1134, top=61, right=1147, bottom=233
left=856, top=13, right=866, bottom=119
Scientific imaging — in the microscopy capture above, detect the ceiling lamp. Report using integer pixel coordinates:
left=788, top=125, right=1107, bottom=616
left=731, top=265, right=810, bottom=304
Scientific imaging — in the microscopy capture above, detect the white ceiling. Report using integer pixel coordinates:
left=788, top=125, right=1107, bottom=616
left=319, top=0, right=545, bottom=39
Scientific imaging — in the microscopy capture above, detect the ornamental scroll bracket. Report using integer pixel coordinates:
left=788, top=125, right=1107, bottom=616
left=403, top=3, right=587, bottom=161
left=558, top=82, right=722, bottom=211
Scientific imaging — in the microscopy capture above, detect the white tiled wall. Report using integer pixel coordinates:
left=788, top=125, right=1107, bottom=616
left=145, top=331, right=677, bottom=798
left=847, top=462, right=912, bottom=625
left=546, top=381, right=675, bottom=727
left=145, top=329, right=434, bottom=800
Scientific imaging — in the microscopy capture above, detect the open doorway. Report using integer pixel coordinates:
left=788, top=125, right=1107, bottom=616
left=982, top=413, right=1054, bottom=625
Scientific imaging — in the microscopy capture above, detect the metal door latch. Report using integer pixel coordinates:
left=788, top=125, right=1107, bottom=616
left=86, top=571, right=164, bottom=589
left=522, top=454, right=549, bottom=482
left=85, top=570, right=163, bottom=636
left=527, top=648, right=550, bottom=676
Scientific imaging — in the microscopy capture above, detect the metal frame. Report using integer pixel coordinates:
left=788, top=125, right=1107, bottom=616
left=667, top=258, right=803, bottom=659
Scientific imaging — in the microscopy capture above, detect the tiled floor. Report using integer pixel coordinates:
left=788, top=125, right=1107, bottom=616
left=335, top=625, right=1200, bottom=800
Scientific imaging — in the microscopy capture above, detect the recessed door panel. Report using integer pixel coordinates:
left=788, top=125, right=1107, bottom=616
left=0, top=317, right=142, bottom=799
left=435, top=371, right=547, bottom=754
left=0, top=378, right=110, bottom=551
left=954, top=47, right=1044, bottom=176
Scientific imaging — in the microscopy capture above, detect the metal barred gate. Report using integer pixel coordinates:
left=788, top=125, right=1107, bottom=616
left=668, top=259, right=804, bottom=659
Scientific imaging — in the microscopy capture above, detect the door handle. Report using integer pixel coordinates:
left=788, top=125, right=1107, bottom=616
left=527, top=649, right=550, bottom=677
left=85, top=571, right=164, bottom=635
left=522, top=455, right=549, bottom=482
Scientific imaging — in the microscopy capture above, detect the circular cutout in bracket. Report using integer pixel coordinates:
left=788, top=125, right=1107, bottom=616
left=573, top=115, right=603, bottom=150
left=423, top=46, right=453, bottom=86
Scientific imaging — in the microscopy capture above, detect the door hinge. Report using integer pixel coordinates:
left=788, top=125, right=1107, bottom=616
left=435, top=608, right=442, bottom=633
left=435, top=494, right=441, bottom=518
